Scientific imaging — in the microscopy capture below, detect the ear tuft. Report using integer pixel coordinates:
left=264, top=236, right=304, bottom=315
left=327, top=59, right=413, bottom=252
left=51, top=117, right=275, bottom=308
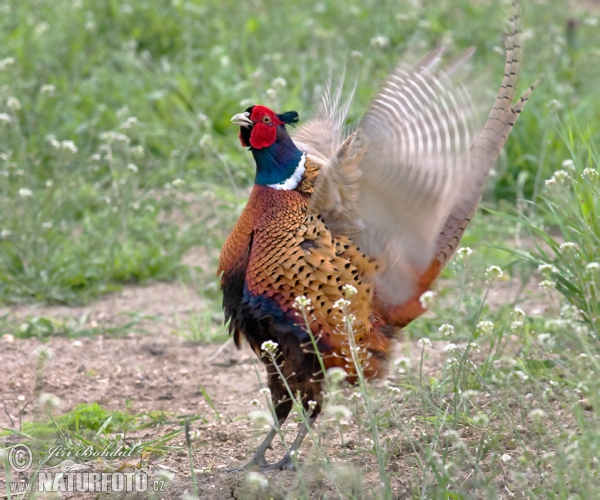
left=277, top=110, right=300, bottom=127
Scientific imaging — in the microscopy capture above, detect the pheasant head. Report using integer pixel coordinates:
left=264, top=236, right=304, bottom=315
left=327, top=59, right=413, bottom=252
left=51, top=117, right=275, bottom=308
left=231, top=105, right=305, bottom=190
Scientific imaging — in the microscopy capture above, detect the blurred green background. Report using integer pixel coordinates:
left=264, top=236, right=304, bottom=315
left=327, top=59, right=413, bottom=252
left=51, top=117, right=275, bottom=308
left=0, top=0, right=598, bottom=305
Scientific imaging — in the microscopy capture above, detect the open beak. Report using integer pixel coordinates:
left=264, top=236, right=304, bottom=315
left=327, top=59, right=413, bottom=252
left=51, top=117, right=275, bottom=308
left=230, top=112, right=253, bottom=128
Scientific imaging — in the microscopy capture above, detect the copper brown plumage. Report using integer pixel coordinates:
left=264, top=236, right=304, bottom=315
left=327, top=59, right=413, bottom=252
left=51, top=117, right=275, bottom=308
left=219, top=5, right=534, bottom=471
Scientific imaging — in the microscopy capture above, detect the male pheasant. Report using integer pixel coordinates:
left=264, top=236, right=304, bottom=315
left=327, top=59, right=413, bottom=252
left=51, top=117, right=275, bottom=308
left=219, top=9, right=534, bottom=471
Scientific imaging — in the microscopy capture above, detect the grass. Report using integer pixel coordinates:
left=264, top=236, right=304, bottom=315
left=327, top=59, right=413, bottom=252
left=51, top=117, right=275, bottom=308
left=1, top=0, right=600, bottom=498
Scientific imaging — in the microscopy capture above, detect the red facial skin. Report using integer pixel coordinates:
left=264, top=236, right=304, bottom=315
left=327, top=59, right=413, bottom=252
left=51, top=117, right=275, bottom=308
left=238, top=105, right=284, bottom=149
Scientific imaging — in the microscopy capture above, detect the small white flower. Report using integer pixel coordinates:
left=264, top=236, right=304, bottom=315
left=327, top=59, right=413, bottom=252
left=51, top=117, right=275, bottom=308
left=265, top=88, right=277, bottom=99
left=120, top=117, right=138, bottom=129
left=370, top=35, right=389, bottom=48
left=559, top=241, right=578, bottom=253
left=510, top=321, right=523, bottom=331
left=250, top=399, right=260, bottom=406
left=261, top=340, right=278, bottom=355
left=0, top=57, right=15, bottom=70
left=100, top=131, right=130, bottom=143
left=538, top=279, right=556, bottom=290
left=473, top=413, right=489, bottom=426
left=145, top=204, right=155, bottom=212
left=537, top=263, right=558, bottom=274
left=40, top=84, right=56, bottom=96
left=586, top=262, right=599, bottom=272
left=7, top=97, right=21, bottom=111
left=171, top=178, right=185, bottom=187
left=307, top=400, right=317, bottom=410
left=293, top=295, right=312, bottom=312
left=561, top=159, right=575, bottom=170
left=545, top=177, right=557, bottom=187
left=417, top=338, right=432, bottom=348
left=438, top=324, right=454, bottom=337
left=45, top=135, right=60, bottom=149
left=326, top=367, right=347, bottom=385
left=528, top=408, right=547, bottom=422
left=244, top=471, right=268, bottom=491
left=546, top=99, right=562, bottom=110
left=42, top=222, right=52, bottom=229
left=419, top=290, right=436, bottom=308
left=334, top=298, right=351, bottom=310
left=537, top=333, right=553, bottom=346
left=443, top=343, right=458, bottom=353
left=485, top=266, right=503, bottom=280
left=350, top=50, right=363, bottom=58
left=259, top=387, right=271, bottom=397
left=199, top=134, right=213, bottom=148
left=584, top=17, right=599, bottom=26
left=249, top=410, right=273, bottom=428
left=476, top=320, right=494, bottom=336
left=342, top=284, right=357, bottom=298
left=501, top=453, right=512, bottom=463
left=272, top=77, right=287, bottom=88
left=553, top=169, right=569, bottom=183
left=581, top=168, right=599, bottom=180
left=19, top=188, right=33, bottom=198
left=513, top=307, right=526, bottom=319
left=38, top=393, right=61, bottom=409
left=514, top=371, right=529, bottom=381
left=456, top=247, right=473, bottom=259
left=131, top=145, right=144, bottom=156
left=326, top=405, right=353, bottom=423
left=61, top=140, right=77, bottom=153
left=239, top=98, right=253, bottom=108
left=0, top=230, right=11, bottom=238
left=0, top=113, right=12, bottom=123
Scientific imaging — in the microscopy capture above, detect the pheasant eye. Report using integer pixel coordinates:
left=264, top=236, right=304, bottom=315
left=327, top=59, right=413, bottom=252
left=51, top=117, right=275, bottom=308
left=262, top=115, right=271, bottom=124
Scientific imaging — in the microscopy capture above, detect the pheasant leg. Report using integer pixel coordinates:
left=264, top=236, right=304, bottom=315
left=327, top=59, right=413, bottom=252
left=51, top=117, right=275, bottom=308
left=225, top=426, right=279, bottom=472
left=263, top=417, right=316, bottom=471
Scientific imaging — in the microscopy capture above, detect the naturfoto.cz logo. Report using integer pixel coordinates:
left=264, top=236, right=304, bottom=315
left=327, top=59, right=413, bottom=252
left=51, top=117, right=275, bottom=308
left=5, top=443, right=166, bottom=494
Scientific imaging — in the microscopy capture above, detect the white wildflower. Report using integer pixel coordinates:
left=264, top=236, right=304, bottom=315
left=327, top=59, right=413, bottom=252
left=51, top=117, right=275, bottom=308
left=272, top=77, right=287, bottom=88
left=393, top=357, right=410, bottom=373
left=0, top=113, right=11, bottom=123
left=46, top=135, right=60, bottom=149
left=120, top=117, right=138, bottom=129
left=559, top=242, right=578, bottom=253
left=418, top=19, right=431, bottom=29
left=538, top=279, right=556, bottom=290
left=501, top=453, right=512, bottom=463
left=261, top=340, right=278, bottom=355
left=307, top=400, right=317, bottom=411
left=545, top=177, right=557, bottom=187
left=19, top=188, right=33, bottom=198
left=171, top=178, right=184, bottom=187
left=473, top=413, right=489, bottom=426
left=510, top=321, right=523, bottom=331
left=514, top=371, right=529, bottom=381
left=476, top=320, right=494, bottom=335
left=581, top=168, right=599, bottom=180
left=537, top=333, right=553, bottom=346
left=584, top=17, right=598, bottom=26
left=145, top=204, right=155, bottom=212
left=537, top=263, right=558, bottom=274
left=265, top=88, right=277, bottom=100
left=485, top=265, right=503, bottom=280
left=370, top=35, right=389, bottom=48
left=443, top=343, right=458, bottom=353
left=419, top=290, right=436, bottom=308
left=199, top=134, right=213, bottom=148
left=249, top=410, right=273, bottom=428
left=561, top=159, right=575, bottom=170
left=131, top=145, right=144, bottom=157
left=7, top=97, right=21, bottom=111
left=42, top=222, right=52, bottom=229
left=417, top=338, right=432, bottom=349
left=553, top=169, right=569, bottom=183
left=334, top=298, right=351, bottom=310
left=586, top=262, right=599, bottom=271
left=239, top=98, right=253, bottom=108
left=293, top=295, right=312, bottom=312
left=61, top=140, right=77, bottom=153
left=438, top=324, right=454, bottom=337
left=244, top=471, right=268, bottom=491
left=546, top=99, right=562, bottom=110
left=342, top=284, right=357, bottom=298
left=0, top=230, right=11, bottom=238
left=38, top=393, right=61, bottom=409
left=100, top=131, right=130, bottom=143
left=127, top=163, right=138, bottom=173
left=456, top=247, right=473, bottom=259
left=0, top=57, right=15, bottom=70
left=326, top=367, right=347, bottom=385
left=350, top=50, right=363, bottom=58
left=513, top=307, right=526, bottom=319
left=250, top=399, right=260, bottom=406
left=528, top=408, right=547, bottom=422
left=40, top=84, right=56, bottom=96
left=326, top=405, right=353, bottom=424
left=259, top=387, right=271, bottom=397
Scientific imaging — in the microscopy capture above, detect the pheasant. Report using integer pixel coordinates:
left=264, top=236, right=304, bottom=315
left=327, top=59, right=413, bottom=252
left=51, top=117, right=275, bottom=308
left=218, top=8, right=534, bottom=471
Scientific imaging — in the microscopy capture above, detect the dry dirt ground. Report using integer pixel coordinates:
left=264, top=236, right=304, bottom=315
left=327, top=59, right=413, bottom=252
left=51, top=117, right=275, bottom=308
left=0, top=275, right=556, bottom=499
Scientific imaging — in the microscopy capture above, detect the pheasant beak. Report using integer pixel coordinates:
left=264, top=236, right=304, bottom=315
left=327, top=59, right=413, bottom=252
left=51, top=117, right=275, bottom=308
left=230, top=112, right=253, bottom=128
